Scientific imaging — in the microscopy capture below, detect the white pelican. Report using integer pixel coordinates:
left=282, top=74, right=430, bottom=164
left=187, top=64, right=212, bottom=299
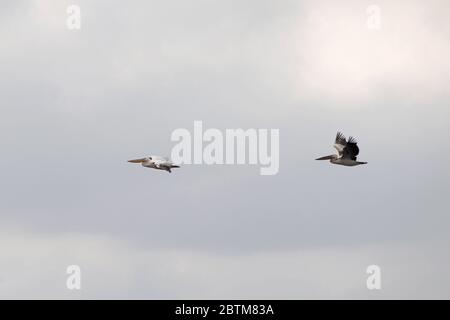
left=316, top=132, right=367, bottom=166
left=128, top=156, right=180, bottom=173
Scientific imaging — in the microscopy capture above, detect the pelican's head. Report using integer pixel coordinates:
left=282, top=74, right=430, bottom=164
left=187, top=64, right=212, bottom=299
left=128, top=157, right=152, bottom=164
left=315, top=154, right=337, bottom=162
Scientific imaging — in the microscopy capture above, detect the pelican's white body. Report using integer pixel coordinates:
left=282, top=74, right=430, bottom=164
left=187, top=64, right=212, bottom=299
left=331, top=158, right=364, bottom=166
left=128, top=156, right=180, bottom=173
left=141, top=157, right=170, bottom=169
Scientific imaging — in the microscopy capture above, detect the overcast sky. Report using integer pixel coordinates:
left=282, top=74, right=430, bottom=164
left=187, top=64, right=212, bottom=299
left=1, top=0, right=450, bottom=299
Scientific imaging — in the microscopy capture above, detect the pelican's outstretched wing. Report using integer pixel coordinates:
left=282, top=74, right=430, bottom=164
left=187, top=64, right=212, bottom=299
left=154, top=159, right=180, bottom=172
left=333, top=132, right=347, bottom=156
left=153, top=156, right=179, bottom=168
left=342, top=136, right=359, bottom=160
left=333, top=132, right=360, bottom=160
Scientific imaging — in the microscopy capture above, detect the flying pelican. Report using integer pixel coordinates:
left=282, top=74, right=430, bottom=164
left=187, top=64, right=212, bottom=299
left=316, top=132, right=367, bottom=166
left=128, top=156, right=180, bottom=173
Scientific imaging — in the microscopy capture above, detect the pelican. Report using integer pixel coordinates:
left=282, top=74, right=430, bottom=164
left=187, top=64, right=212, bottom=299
left=316, top=132, right=367, bottom=166
left=128, top=156, right=180, bottom=173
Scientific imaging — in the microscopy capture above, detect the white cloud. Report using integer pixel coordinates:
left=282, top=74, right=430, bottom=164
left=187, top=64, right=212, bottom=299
left=288, top=0, right=450, bottom=103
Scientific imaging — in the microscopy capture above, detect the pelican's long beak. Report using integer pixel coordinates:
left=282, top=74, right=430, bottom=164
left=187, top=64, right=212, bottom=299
left=315, top=155, right=334, bottom=160
left=128, top=158, right=146, bottom=163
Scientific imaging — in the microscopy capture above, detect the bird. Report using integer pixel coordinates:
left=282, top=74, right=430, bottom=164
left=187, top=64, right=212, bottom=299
left=128, top=156, right=180, bottom=173
left=316, top=132, right=367, bottom=166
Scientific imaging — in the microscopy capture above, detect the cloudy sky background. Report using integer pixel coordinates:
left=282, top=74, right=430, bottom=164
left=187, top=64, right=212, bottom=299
left=1, top=0, right=450, bottom=299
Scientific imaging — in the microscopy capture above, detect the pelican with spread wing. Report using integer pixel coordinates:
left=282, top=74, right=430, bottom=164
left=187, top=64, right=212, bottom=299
left=128, top=156, right=180, bottom=173
left=316, top=132, right=367, bottom=166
